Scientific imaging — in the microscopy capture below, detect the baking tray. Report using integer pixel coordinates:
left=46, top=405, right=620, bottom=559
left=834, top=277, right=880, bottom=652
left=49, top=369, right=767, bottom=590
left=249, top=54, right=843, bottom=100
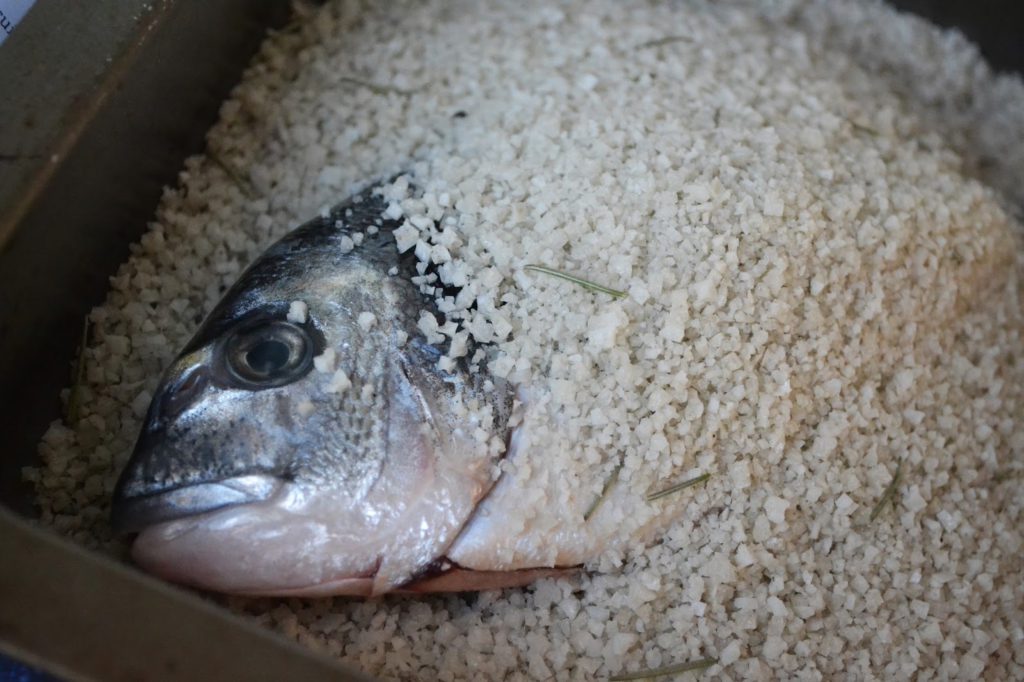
left=0, top=1, right=1020, bottom=680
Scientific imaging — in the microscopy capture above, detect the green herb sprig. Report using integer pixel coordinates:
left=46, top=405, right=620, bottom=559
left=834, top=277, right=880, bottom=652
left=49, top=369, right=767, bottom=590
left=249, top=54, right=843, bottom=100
left=869, top=461, right=903, bottom=522
left=647, top=472, right=711, bottom=502
left=992, top=469, right=1019, bottom=484
left=209, top=152, right=257, bottom=198
left=610, top=657, right=718, bottom=681
left=524, top=264, right=626, bottom=299
left=584, top=463, right=624, bottom=521
left=636, top=35, right=692, bottom=50
left=338, top=76, right=420, bottom=97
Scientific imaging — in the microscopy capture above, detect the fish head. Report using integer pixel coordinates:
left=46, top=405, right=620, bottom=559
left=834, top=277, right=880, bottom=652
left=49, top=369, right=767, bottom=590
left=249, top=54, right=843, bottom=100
left=112, top=190, right=512, bottom=596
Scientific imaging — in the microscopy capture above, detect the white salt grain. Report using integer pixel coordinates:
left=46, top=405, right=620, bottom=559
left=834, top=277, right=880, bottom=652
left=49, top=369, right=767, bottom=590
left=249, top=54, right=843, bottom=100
left=762, top=193, right=785, bottom=217
left=764, top=496, right=790, bottom=524
left=763, top=636, right=787, bottom=659
left=326, top=369, right=350, bottom=394
left=287, top=300, right=308, bottom=324
left=357, top=312, right=376, bottom=331
left=130, top=390, right=151, bottom=419
left=720, top=641, right=742, bottom=666
left=729, top=460, right=751, bottom=489
left=393, top=223, right=418, bottom=253
left=904, top=485, right=928, bottom=513
left=313, top=347, right=336, bottom=374
left=735, top=544, right=755, bottom=568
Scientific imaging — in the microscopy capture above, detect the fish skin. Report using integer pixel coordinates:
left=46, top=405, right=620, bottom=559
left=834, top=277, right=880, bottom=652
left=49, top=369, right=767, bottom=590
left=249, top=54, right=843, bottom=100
left=111, top=182, right=516, bottom=595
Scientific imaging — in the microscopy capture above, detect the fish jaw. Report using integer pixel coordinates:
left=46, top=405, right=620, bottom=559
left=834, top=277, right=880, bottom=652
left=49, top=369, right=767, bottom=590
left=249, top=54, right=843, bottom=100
left=130, top=426, right=496, bottom=596
left=111, top=474, right=283, bottom=534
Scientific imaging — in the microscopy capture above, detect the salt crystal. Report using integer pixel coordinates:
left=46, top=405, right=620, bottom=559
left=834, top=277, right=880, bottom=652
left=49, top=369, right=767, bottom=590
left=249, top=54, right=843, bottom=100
left=410, top=214, right=433, bottom=230
left=317, top=165, right=344, bottom=187
left=449, top=332, right=469, bottom=359
left=393, top=222, right=418, bottom=252
left=729, top=460, right=751, bottom=489
left=959, top=656, right=985, bottom=678
left=762, top=192, right=785, bottom=217
left=586, top=307, right=628, bottom=351
left=314, top=348, right=336, bottom=373
left=287, top=300, right=308, bottom=324
left=105, top=335, right=130, bottom=355
left=130, top=390, right=151, bottom=419
left=762, top=636, right=787, bottom=658
left=609, top=632, right=636, bottom=656
left=357, top=312, right=377, bottom=331
left=719, top=641, right=741, bottom=666
left=920, top=622, right=943, bottom=643
left=705, top=553, right=737, bottom=585
left=326, top=370, right=350, bottom=394
left=735, top=544, right=755, bottom=568
left=764, top=495, right=790, bottom=524
left=936, top=509, right=959, bottom=532
left=904, top=485, right=927, bottom=512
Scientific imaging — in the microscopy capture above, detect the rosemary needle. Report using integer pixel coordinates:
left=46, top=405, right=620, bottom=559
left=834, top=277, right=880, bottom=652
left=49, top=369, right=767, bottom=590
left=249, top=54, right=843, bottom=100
left=647, top=472, right=711, bottom=502
left=992, top=469, right=1018, bottom=483
left=524, top=264, right=627, bottom=299
left=338, top=76, right=419, bottom=97
left=869, top=461, right=903, bottom=522
left=209, top=152, right=257, bottom=198
left=636, top=35, right=692, bottom=50
left=584, top=463, right=623, bottom=521
left=610, top=657, right=718, bottom=681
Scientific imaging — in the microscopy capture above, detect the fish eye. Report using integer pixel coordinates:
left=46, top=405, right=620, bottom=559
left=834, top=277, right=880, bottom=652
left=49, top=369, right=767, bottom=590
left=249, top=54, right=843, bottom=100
left=223, top=320, right=313, bottom=388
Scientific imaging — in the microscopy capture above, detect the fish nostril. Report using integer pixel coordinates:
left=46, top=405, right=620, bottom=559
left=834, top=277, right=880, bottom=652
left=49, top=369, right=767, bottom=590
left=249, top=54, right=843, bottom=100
left=161, top=366, right=209, bottom=420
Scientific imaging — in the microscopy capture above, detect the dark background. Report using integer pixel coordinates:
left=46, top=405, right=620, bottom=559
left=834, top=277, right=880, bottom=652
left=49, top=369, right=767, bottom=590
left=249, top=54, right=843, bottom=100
left=889, top=0, right=1024, bottom=73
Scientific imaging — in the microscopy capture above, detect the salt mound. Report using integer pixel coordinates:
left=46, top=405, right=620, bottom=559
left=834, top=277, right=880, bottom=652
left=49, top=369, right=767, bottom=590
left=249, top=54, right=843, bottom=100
left=31, top=1, right=1023, bottom=679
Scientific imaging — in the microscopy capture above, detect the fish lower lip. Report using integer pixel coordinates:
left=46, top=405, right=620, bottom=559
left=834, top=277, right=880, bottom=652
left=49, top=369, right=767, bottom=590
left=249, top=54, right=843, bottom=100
left=111, top=474, right=282, bottom=534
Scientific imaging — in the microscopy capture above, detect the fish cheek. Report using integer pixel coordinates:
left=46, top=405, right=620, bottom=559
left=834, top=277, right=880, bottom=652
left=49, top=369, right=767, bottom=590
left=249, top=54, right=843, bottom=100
left=178, top=387, right=305, bottom=480
left=366, top=366, right=497, bottom=594
left=272, top=391, right=297, bottom=433
left=367, top=407, right=449, bottom=592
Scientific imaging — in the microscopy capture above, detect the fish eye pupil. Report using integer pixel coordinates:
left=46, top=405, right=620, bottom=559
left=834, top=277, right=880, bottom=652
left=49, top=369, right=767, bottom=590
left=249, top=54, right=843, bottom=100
left=223, top=319, right=314, bottom=388
left=245, top=339, right=290, bottom=375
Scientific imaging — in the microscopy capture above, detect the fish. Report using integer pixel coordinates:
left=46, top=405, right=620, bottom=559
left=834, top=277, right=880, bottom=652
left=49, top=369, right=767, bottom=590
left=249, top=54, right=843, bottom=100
left=110, top=182, right=573, bottom=596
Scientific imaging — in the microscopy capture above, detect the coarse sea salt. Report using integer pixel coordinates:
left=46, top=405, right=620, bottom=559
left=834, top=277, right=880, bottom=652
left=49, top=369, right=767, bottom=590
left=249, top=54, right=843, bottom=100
left=27, top=1, right=1024, bottom=680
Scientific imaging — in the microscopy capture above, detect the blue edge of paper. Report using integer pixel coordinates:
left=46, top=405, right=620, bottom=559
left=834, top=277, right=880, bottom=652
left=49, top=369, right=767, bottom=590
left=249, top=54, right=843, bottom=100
left=0, top=652, right=60, bottom=682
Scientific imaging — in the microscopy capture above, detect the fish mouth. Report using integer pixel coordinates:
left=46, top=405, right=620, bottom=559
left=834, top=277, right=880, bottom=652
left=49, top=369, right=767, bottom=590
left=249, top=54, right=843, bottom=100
left=110, top=474, right=283, bottom=534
